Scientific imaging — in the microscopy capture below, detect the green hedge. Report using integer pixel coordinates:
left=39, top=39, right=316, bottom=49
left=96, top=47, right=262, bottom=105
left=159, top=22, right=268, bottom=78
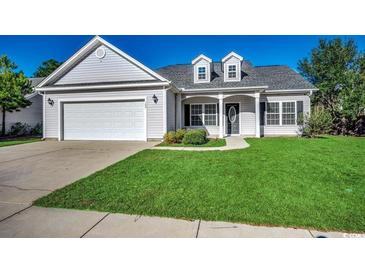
left=182, top=129, right=207, bottom=145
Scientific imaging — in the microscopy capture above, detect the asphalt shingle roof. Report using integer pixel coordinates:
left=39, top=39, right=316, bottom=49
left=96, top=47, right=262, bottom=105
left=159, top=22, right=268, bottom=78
left=29, top=77, right=45, bottom=87
left=156, top=61, right=316, bottom=90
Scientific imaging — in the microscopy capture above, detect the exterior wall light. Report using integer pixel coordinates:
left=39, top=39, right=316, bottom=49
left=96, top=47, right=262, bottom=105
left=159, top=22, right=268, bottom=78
left=152, top=94, right=158, bottom=104
left=48, top=98, right=54, bottom=106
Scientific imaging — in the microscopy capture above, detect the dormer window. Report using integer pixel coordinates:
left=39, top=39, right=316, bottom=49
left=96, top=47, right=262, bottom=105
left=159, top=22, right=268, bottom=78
left=228, top=65, right=237, bottom=79
left=222, top=52, right=243, bottom=82
left=198, top=66, right=207, bottom=80
left=192, top=54, right=212, bottom=83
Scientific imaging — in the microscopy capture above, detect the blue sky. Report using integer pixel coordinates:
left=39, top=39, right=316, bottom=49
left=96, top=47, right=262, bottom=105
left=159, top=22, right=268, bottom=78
left=1, top=35, right=365, bottom=77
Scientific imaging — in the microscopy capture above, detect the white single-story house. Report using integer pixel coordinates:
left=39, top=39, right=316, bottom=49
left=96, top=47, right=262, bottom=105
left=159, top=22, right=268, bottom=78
left=1, top=77, right=44, bottom=133
left=35, top=36, right=317, bottom=141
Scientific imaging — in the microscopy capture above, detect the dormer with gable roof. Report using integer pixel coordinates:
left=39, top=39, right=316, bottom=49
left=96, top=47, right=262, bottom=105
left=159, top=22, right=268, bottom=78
left=222, top=52, right=243, bottom=82
left=192, top=54, right=212, bottom=84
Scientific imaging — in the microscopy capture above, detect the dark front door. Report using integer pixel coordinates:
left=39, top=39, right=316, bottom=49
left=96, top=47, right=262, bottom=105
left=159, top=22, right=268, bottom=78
left=226, top=103, right=239, bottom=135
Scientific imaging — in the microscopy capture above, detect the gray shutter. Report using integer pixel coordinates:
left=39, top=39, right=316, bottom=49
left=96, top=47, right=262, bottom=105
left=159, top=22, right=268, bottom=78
left=184, top=104, right=190, bottom=127
left=217, top=103, right=219, bottom=126
left=260, top=102, right=266, bottom=126
left=297, top=101, right=304, bottom=125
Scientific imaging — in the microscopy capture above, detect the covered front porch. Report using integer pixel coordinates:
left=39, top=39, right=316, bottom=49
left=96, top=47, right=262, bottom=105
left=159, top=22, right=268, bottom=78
left=175, top=90, right=262, bottom=138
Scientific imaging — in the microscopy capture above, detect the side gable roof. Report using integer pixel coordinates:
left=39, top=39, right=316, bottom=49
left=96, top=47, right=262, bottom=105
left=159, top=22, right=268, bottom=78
left=156, top=63, right=317, bottom=91
left=37, top=36, right=169, bottom=88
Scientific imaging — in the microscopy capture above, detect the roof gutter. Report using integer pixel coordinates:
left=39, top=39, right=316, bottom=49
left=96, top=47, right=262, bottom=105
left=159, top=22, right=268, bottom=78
left=181, top=86, right=269, bottom=93
left=36, top=81, right=171, bottom=92
left=266, top=88, right=319, bottom=94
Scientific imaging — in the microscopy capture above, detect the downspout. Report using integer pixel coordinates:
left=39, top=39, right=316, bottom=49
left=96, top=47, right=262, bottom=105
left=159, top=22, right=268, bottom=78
left=39, top=90, right=46, bottom=140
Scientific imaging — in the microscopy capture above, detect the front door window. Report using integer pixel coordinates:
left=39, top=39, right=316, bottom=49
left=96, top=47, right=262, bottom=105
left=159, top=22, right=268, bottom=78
left=225, top=103, right=239, bottom=135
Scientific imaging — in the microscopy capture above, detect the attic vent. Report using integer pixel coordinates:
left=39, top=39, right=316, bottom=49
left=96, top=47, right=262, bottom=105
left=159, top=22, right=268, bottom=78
left=95, top=47, right=106, bottom=59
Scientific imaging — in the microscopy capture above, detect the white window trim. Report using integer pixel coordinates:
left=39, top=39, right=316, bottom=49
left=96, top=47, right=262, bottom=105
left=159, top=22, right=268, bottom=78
left=197, top=66, right=207, bottom=80
left=227, top=64, right=238, bottom=79
left=281, top=101, right=297, bottom=126
left=195, top=64, right=210, bottom=83
left=224, top=63, right=240, bottom=82
left=189, top=103, right=218, bottom=127
left=264, top=101, right=297, bottom=126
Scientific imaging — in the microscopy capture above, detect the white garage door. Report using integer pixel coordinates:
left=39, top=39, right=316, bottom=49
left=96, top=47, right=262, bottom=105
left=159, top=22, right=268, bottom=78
left=63, top=100, right=145, bottom=140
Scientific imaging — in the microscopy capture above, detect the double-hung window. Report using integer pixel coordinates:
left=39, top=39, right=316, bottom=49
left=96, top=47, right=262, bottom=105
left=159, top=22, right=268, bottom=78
left=191, top=104, right=203, bottom=126
left=204, top=104, right=217, bottom=126
left=190, top=104, right=217, bottom=126
left=228, top=65, right=237, bottom=79
left=282, top=102, right=296, bottom=125
left=197, top=66, right=207, bottom=80
left=266, top=102, right=280, bottom=125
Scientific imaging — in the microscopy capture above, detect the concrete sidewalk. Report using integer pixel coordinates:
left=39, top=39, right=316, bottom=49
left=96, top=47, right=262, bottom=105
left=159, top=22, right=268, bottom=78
left=151, top=136, right=250, bottom=151
left=1, top=206, right=363, bottom=238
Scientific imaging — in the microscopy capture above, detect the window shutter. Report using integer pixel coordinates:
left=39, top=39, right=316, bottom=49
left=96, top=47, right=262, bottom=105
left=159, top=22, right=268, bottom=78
left=217, top=103, right=219, bottom=126
left=184, top=104, right=190, bottom=126
left=260, top=102, right=266, bottom=126
left=297, top=101, right=304, bottom=125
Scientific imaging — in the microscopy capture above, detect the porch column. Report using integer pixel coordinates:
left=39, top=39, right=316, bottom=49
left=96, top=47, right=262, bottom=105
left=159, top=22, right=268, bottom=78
left=254, top=92, right=261, bottom=138
left=219, top=93, right=224, bottom=138
left=176, top=93, right=182, bottom=129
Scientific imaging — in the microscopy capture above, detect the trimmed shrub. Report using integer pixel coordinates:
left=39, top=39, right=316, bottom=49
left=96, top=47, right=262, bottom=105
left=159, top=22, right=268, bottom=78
left=182, top=129, right=207, bottom=145
left=175, top=128, right=187, bottom=143
left=9, top=122, right=31, bottom=136
left=163, top=131, right=177, bottom=144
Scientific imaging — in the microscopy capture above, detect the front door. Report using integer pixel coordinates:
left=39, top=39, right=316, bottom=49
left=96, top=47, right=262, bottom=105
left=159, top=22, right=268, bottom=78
left=225, top=103, right=239, bottom=135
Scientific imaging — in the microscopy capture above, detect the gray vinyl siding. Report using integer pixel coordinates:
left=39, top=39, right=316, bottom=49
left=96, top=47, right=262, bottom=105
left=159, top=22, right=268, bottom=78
left=44, top=89, right=165, bottom=139
left=194, top=59, right=211, bottom=83
left=223, top=56, right=241, bottom=81
left=166, top=90, right=176, bottom=131
left=55, top=45, right=155, bottom=85
left=260, top=94, right=310, bottom=136
left=225, top=95, right=256, bottom=136
left=182, top=95, right=256, bottom=136
left=1, top=95, right=42, bottom=132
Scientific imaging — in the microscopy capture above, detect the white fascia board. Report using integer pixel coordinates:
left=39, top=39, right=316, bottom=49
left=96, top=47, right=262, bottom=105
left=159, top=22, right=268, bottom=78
left=25, top=90, right=39, bottom=99
left=37, top=36, right=101, bottom=88
left=96, top=36, right=169, bottom=82
left=265, top=88, right=319, bottom=93
left=222, top=52, right=243, bottom=62
left=181, top=86, right=268, bottom=93
left=192, top=54, right=212, bottom=64
left=37, top=35, right=170, bottom=88
left=36, top=81, right=170, bottom=92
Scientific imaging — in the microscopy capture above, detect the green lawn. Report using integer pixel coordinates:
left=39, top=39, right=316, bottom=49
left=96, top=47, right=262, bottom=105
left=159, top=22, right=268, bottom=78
left=35, top=136, right=365, bottom=233
left=158, top=138, right=226, bottom=147
left=0, top=137, right=41, bottom=148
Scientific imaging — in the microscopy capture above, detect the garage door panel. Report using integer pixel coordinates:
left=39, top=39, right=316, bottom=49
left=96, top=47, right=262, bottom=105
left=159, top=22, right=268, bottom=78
left=63, top=101, right=145, bottom=140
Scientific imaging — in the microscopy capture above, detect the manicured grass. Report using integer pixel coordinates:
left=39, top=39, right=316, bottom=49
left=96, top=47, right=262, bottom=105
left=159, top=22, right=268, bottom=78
left=35, top=136, right=365, bottom=233
left=0, top=137, right=41, bottom=148
left=158, top=138, right=226, bottom=147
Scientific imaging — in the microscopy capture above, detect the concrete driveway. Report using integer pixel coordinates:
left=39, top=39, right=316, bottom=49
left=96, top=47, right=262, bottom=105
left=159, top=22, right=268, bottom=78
left=0, top=140, right=156, bottom=220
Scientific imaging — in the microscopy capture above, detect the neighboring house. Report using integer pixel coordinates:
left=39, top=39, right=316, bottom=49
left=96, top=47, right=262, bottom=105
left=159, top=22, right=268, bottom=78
left=1, top=77, right=44, bottom=133
left=35, top=36, right=317, bottom=141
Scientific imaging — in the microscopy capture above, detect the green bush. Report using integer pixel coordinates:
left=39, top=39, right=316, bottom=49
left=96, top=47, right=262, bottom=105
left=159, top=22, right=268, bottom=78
left=9, top=122, right=31, bottom=136
left=182, top=129, right=207, bottom=145
left=30, top=123, right=42, bottom=136
left=175, top=128, right=187, bottom=143
left=300, top=106, right=333, bottom=137
left=163, top=131, right=177, bottom=144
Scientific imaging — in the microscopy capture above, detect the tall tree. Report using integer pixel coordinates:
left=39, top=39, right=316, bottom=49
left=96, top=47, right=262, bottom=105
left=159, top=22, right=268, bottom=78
left=0, top=55, right=32, bottom=136
left=298, top=38, right=365, bottom=135
left=33, top=59, right=62, bottom=77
